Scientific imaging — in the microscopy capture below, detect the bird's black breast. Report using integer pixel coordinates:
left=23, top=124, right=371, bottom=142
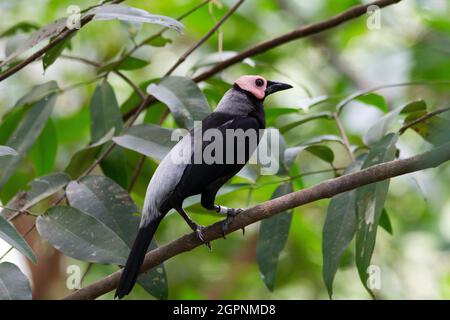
left=166, top=111, right=263, bottom=208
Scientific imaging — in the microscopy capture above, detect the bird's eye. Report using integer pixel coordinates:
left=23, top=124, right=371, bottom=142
left=255, top=79, right=264, bottom=87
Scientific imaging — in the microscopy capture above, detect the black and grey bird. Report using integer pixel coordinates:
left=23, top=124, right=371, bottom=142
left=115, top=75, right=292, bottom=298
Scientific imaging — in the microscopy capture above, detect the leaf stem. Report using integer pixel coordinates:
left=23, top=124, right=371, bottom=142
left=333, top=112, right=355, bottom=162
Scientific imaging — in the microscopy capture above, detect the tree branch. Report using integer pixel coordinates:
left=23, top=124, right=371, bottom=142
left=192, top=0, right=402, bottom=82
left=64, top=142, right=450, bottom=300
left=123, top=0, right=403, bottom=119
left=399, top=107, right=450, bottom=135
left=163, top=0, right=245, bottom=76
left=0, top=0, right=125, bottom=82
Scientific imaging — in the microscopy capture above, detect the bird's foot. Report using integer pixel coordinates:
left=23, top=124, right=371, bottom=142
left=195, top=225, right=212, bottom=251
left=215, top=206, right=245, bottom=239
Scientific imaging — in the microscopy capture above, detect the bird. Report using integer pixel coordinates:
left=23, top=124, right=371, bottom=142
left=115, top=75, right=292, bottom=299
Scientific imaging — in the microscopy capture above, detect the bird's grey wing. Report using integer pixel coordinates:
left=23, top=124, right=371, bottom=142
left=142, top=112, right=237, bottom=215
left=172, top=114, right=261, bottom=202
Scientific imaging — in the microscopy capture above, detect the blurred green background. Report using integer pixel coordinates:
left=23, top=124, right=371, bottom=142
left=0, top=0, right=449, bottom=300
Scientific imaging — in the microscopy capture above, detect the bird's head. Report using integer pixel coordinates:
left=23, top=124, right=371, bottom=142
left=234, top=75, right=292, bottom=100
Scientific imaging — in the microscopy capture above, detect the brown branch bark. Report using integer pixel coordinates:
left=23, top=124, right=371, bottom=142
left=64, top=142, right=450, bottom=300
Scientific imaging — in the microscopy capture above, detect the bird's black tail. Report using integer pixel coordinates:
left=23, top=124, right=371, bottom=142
left=115, top=213, right=164, bottom=299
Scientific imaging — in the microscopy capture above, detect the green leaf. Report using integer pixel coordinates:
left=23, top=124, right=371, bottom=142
left=114, top=56, right=149, bottom=71
left=279, top=112, right=333, bottom=134
left=0, top=92, right=57, bottom=188
left=0, top=18, right=67, bottom=67
left=66, top=176, right=140, bottom=246
left=0, top=262, right=32, bottom=300
left=400, top=100, right=427, bottom=114
left=42, top=33, right=75, bottom=71
left=236, top=164, right=260, bottom=183
left=64, top=129, right=114, bottom=178
left=36, top=206, right=129, bottom=265
left=113, top=124, right=177, bottom=161
left=90, top=4, right=184, bottom=33
left=13, top=81, right=59, bottom=111
left=121, top=79, right=156, bottom=114
left=0, top=146, right=18, bottom=156
left=100, top=147, right=129, bottom=189
left=147, top=76, right=210, bottom=129
left=90, top=81, right=128, bottom=188
left=298, top=135, right=345, bottom=146
left=90, top=81, right=123, bottom=143
left=355, top=133, right=398, bottom=293
left=0, top=22, right=40, bottom=38
left=0, top=82, right=58, bottom=147
left=355, top=93, right=388, bottom=113
left=406, top=113, right=450, bottom=146
left=256, top=183, right=293, bottom=291
left=3, top=173, right=70, bottom=219
left=143, top=103, right=167, bottom=124
left=364, top=100, right=427, bottom=145
left=145, top=35, right=172, bottom=47
left=65, top=175, right=168, bottom=299
left=29, top=119, right=57, bottom=176
left=322, top=156, right=366, bottom=298
left=98, top=56, right=150, bottom=74
left=4, top=172, right=70, bottom=218
left=305, top=145, right=334, bottom=164
left=0, top=215, right=36, bottom=263
left=284, top=144, right=335, bottom=170
left=265, top=107, right=299, bottom=123
left=0, top=108, right=27, bottom=145
left=379, top=209, right=393, bottom=235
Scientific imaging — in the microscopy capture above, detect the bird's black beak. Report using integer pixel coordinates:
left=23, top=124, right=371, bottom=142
left=265, top=80, right=293, bottom=96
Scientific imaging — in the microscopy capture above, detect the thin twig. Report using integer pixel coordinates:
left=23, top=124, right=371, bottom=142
left=164, top=0, right=245, bottom=77
left=333, top=112, right=355, bottom=161
left=399, top=107, right=450, bottom=135
left=253, top=167, right=346, bottom=189
left=336, top=81, right=450, bottom=115
left=0, top=205, right=36, bottom=219
left=127, top=155, right=146, bottom=193
left=61, top=55, right=146, bottom=100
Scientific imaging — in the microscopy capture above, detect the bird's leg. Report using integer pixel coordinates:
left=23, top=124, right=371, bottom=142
left=214, top=205, right=245, bottom=239
left=200, top=191, right=245, bottom=238
left=175, top=207, right=211, bottom=250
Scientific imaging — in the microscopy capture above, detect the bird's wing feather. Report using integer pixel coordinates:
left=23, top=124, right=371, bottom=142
left=171, top=114, right=261, bottom=203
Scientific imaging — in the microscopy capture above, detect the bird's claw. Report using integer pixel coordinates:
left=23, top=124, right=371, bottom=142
left=196, top=225, right=212, bottom=251
left=219, top=207, right=244, bottom=239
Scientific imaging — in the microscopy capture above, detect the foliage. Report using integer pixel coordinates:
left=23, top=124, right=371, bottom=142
left=0, top=0, right=449, bottom=300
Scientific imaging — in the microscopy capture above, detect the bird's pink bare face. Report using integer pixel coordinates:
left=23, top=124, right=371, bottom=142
left=234, top=75, right=267, bottom=100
